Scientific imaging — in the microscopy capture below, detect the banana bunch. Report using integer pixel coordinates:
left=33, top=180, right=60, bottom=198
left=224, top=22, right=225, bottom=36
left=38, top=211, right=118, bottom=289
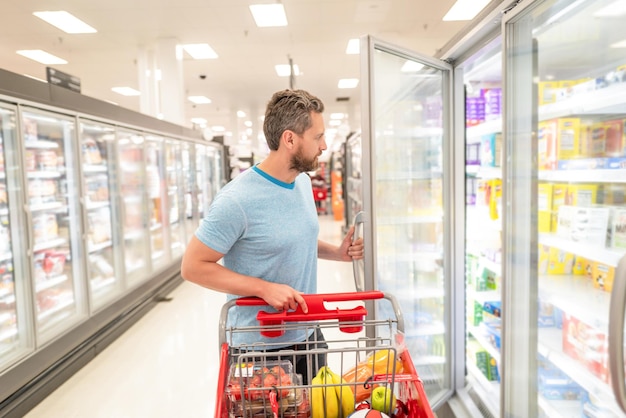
left=311, top=366, right=355, bottom=418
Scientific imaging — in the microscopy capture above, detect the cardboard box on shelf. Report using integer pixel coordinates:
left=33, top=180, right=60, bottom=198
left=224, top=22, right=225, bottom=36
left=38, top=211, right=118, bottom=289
left=556, top=118, right=582, bottom=160
left=538, top=81, right=560, bottom=105
left=547, top=246, right=574, bottom=275
left=572, top=254, right=590, bottom=276
left=611, top=208, right=626, bottom=250
left=565, top=184, right=597, bottom=207
left=562, top=313, right=608, bottom=383
left=551, top=183, right=568, bottom=233
left=538, top=120, right=558, bottom=170
left=538, top=183, right=553, bottom=233
left=556, top=205, right=610, bottom=247
left=480, top=133, right=502, bottom=167
left=590, top=123, right=607, bottom=157
left=604, top=118, right=625, bottom=157
left=591, top=261, right=615, bottom=293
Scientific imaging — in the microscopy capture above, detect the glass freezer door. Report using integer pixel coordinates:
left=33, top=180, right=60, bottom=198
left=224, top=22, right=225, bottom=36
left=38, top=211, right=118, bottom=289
left=165, top=140, right=185, bottom=258
left=504, top=0, right=626, bottom=415
left=22, top=109, right=87, bottom=344
left=360, top=35, right=451, bottom=404
left=0, top=105, right=32, bottom=371
left=181, top=142, right=196, bottom=240
left=79, top=120, right=123, bottom=311
left=117, top=130, right=150, bottom=286
left=145, top=136, right=169, bottom=271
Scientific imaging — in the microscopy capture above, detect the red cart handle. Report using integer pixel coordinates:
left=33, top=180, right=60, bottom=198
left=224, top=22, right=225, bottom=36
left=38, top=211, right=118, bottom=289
left=235, top=291, right=385, bottom=337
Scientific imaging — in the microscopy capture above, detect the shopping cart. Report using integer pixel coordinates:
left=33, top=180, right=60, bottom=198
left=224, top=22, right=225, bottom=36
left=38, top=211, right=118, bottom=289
left=216, top=291, right=434, bottom=418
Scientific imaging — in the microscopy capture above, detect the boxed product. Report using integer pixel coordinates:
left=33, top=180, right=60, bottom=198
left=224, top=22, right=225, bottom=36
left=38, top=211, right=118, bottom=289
left=564, top=184, right=597, bottom=207
left=598, top=184, right=626, bottom=205
left=604, top=118, right=625, bottom=157
left=482, top=88, right=502, bottom=120
left=538, top=81, right=560, bottom=105
left=556, top=205, right=610, bottom=247
left=611, top=208, right=626, bottom=249
left=538, top=120, right=558, bottom=170
left=538, top=300, right=556, bottom=327
left=592, top=261, right=615, bottom=293
left=466, top=142, right=481, bottom=166
left=466, top=96, right=485, bottom=126
left=483, top=300, right=501, bottom=318
left=538, top=244, right=550, bottom=274
left=562, top=313, right=608, bottom=383
left=572, top=254, right=591, bottom=276
left=482, top=319, right=501, bottom=349
left=551, top=183, right=568, bottom=233
left=468, top=299, right=483, bottom=327
left=556, top=118, right=581, bottom=160
left=537, top=356, right=582, bottom=401
left=590, top=123, right=607, bottom=157
left=538, top=183, right=553, bottom=233
left=546, top=247, right=574, bottom=275
left=466, top=177, right=477, bottom=205
left=480, top=133, right=502, bottom=167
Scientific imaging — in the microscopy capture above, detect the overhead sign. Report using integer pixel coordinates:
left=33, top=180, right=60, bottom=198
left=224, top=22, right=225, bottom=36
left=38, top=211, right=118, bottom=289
left=46, top=67, right=81, bottom=93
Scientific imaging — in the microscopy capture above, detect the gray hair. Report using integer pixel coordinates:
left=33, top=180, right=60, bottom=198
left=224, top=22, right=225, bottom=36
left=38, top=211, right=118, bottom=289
left=263, top=89, right=324, bottom=151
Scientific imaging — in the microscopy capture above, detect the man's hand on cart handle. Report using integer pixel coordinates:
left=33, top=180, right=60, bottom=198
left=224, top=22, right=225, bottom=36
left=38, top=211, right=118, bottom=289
left=259, top=283, right=308, bottom=313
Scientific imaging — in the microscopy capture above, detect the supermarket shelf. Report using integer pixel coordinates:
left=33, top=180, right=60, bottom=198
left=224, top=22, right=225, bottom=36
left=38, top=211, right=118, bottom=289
left=466, top=119, right=502, bottom=142
left=539, top=233, right=625, bottom=267
left=35, top=274, right=69, bottom=293
left=27, top=170, right=62, bottom=179
left=538, top=395, right=580, bottom=418
left=83, top=164, right=107, bottom=173
left=539, top=168, right=626, bottom=183
left=467, top=289, right=500, bottom=306
left=86, top=201, right=110, bottom=211
left=33, top=237, right=68, bottom=253
left=0, top=326, right=17, bottom=343
left=0, top=251, right=12, bottom=262
left=24, top=139, right=59, bottom=149
left=466, top=361, right=500, bottom=417
left=539, top=274, right=610, bottom=329
left=538, top=327, right=622, bottom=417
left=88, top=240, right=112, bottom=253
left=37, top=297, right=74, bottom=321
left=466, top=165, right=502, bottom=180
left=467, top=325, right=501, bottom=363
left=539, top=82, right=626, bottom=121
left=30, top=201, right=65, bottom=212
left=91, top=276, right=116, bottom=293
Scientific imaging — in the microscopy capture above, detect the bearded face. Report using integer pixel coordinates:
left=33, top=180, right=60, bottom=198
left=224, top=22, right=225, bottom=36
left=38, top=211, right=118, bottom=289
left=290, top=141, right=319, bottom=173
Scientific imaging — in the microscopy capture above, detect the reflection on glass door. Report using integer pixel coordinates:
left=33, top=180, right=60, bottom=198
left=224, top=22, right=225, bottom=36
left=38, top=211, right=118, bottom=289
left=117, top=130, right=149, bottom=286
left=79, top=120, right=122, bottom=310
left=0, top=105, right=32, bottom=371
left=181, top=142, right=196, bottom=240
left=505, top=0, right=626, bottom=415
left=165, top=140, right=184, bottom=258
left=361, top=36, right=450, bottom=402
left=145, top=136, right=168, bottom=271
left=462, top=38, right=503, bottom=416
left=195, top=144, right=210, bottom=218
left=22, top=109, right=86, bottom=343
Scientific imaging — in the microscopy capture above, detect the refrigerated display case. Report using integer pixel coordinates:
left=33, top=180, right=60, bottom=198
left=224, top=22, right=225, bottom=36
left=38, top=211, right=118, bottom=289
left=79, top=120, right=123, bottom=311
left=22, top=108, right=87, bottom=345
left=503, top=0, right=626, bottom=416
left=0, top=104, right=32, bottom=373
left=145, top=135, right=169, bottom=271
left=344, top=131, right=363, bottom=235
left=0, top=68, right=226, bottom=416
left=359, top=35, right=450, bottom=405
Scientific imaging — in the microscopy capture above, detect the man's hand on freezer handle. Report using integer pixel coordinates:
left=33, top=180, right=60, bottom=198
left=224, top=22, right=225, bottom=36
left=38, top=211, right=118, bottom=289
left=260, top=283, right=309, bottom=313
left=341, top=226, right=364, bottom=262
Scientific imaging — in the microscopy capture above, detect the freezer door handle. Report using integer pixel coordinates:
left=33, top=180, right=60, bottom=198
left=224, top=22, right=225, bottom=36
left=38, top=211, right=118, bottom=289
left=608, top=254, right=626, bottom=413
left=352, top=211, right=365, bottom=292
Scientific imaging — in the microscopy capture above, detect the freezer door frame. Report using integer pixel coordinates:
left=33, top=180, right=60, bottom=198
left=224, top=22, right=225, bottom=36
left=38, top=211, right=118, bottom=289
left=359, top=34, right=456, bottom=408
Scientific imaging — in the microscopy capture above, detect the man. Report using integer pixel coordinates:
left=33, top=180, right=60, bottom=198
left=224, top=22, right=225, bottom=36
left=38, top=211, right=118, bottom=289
left=180, top=89, right=364, bottom=381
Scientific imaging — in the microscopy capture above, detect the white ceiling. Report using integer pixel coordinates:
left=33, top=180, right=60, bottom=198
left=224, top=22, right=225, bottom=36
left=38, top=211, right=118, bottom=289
left=0, top=0, right=476, bottom=146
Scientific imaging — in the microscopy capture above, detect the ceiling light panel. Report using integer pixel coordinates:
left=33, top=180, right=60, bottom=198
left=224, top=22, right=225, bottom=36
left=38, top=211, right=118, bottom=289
left=33, top=11, right=97, bottom=34
left=275, top=64, right=300, bottom=77
left=338, top=78, right=359, bottom=89
left=17, top=49, right=67, bottom=65
left=188, top=96, right=211, bottom=104
left=443, top=0, right=490, bottom=21
left=111, top=87, right=140, bottom=96
left=181, top=44, right=218, bottom=60
left=249, top=4, right=288, bottom=27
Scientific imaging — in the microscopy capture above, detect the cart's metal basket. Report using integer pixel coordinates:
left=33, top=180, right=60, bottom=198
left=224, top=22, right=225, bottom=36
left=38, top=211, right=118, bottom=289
left=216, top=291, right=434, bottom=418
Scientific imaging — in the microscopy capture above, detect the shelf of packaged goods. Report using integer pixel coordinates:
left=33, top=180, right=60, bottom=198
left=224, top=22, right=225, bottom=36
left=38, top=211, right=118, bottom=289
left=539, top=82, right=626, bottom=121
left=467, top=325, right=500, bottom=363
left=124, top=230, right=144, bottom=241
left=466, top=361, right=500, bottom=417
left=37, top=296, right=74, bottom=322
left=30, top=201, right=65, bottom=212
left=538, top=395, right=581, bottom=418
left=538, top=327, right=622, bottom=417
left=27, top=170, right=62, bottom=179
left=467, top=289, right=500, bottom=305
left=35, top=274, right=69, bottom=293
left=83, top=164, right=107, bottom=173
left=539, top=233, right=625, bottom=267
left=466, top=165, right=503, bottom=179
left=88, top=240, right=112, bottom=253
left=24, top=139, right=59, bottom=149
left=539, top=274, right=609, bottom=329
left=33, top=237, right=67, bottom=253
left=86, top=201, right=110, bottom=211
left=466, top=206, right=502, bottom=233
left=539, top=167, right=626, bottom=183
left=466, top=119, right=502, bottom=143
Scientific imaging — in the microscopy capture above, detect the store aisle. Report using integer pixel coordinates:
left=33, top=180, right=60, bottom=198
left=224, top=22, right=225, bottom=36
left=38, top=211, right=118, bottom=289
left=24, top=214, right=356, bottom=418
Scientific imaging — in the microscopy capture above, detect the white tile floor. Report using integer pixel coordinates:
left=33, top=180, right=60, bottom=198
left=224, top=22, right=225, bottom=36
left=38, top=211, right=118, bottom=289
left=25, top=215, right=356, bottom=418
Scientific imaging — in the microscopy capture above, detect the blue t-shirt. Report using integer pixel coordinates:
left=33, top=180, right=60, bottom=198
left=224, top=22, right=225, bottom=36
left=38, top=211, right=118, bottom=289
left=194, top=165, right=319, bottom=348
